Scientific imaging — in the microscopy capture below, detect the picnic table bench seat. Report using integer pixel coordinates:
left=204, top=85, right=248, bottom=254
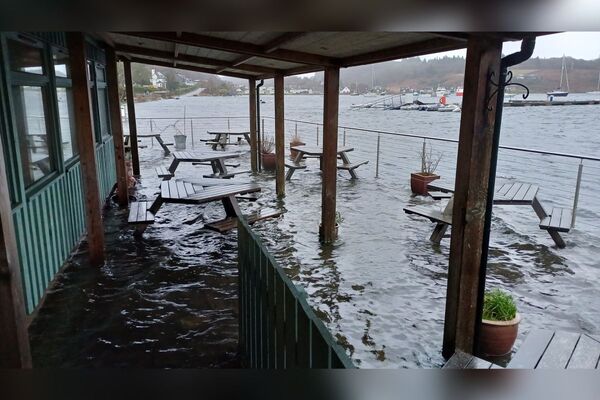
left=128, top=201, right=156, bottom=225
left=428, top=191, right=453, bottom=200
left=155, top=166, right=173, bottom=180
left=337, top=160, right=369, bottom=171
left=203, top=170, right=251, bottom=179
left=403, top=205, right=452, bottom=244
left=539, top=207, right=572, bottom=233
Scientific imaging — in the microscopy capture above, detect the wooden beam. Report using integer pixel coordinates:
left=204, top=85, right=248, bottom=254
left=341, top=37, right=466, bottom=68
left=122, top=32, right=337, bottom=67
left=0, top=132, right=31, bottom=368
left=67, top=32, right=105, bottom=266
left=274, top=74, right=285, bottom=197
left=115, top=44, right=279, bottom=75
left=442, top=35, right=502, bottom=359
left=123, top=59, right=140, bottom=176
left=124, top=56, right=255, bottom=80
left=320, top=67, right=340, bottom=243
left=249, top=78, right=258, bottom=173
left=105, top=47, right=129, bottom=207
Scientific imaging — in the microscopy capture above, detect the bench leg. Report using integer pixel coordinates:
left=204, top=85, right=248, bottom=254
left=430, top=223, right=449, bottom=244
left=340, top=152, right=358, bottom=179
left=167, top=159, right=179, bottom=174
left=133, top=224, right=150, bottom=238
left=285, top=168, right=295, bottom=181
left=548, top=230, right=566, bottom=248
left=148, top=196, right=163, bottom=214
left=155, top=136, right=170, bottom=155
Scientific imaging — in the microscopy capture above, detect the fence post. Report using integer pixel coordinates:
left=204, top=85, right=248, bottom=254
left=150, top=119, right=153, bottom=132
left=295, top=122, right=297, bottom=137
left=316, top=126, right=319, bottom=146
left=191, top=119, right=194, bottom=148
left=375, top=134, right=381, bottom=178
left=421, top=139, right=426, bottom=173
left=571, top=159, right=584, bottom=228
left=228, top=117, right=231, bottom=132
left=343, top=128, right=346, bottom=146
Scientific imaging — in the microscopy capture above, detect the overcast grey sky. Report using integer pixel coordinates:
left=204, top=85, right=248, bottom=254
left=421, top=32, right=600, bottom=60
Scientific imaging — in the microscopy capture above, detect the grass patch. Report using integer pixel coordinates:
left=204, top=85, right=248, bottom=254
left=482, top=289, right=517, bottom=321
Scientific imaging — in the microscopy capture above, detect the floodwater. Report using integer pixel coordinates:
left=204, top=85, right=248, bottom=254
left=30, top=92, right=600, bottom=368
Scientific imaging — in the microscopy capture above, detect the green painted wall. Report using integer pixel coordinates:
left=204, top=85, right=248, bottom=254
left=12, top=138, right=116, bottom=314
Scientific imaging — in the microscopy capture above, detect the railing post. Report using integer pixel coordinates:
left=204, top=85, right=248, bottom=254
left=191, top=119, right=194, bottom=148
left=572, top=159, right=584, bottom=228
left=421, top=139, right=427, bottom=173
left=150, top=119, right=153, bottom=132
left=316, top=126, right=319, bottom=146
left=343, top=128, right=347, bottom=146
left=375, top=133, right=381, bottom=178
left=228, top=117, right=231, bottom=132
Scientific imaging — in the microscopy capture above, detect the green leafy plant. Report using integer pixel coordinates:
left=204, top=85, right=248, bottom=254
left=482, top=289, right=517, bottom=321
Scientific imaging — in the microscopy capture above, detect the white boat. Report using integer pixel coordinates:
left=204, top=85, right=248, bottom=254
left=455, top=87, right=464, bottom=97
left=547, top=55, right=569, bottom=97
left=436, top=86, right=447, bottom=97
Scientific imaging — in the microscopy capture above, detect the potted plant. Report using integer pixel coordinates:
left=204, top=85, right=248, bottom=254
left=410, top=143, right=442, bottom=195
left=479, top=289, right=521, bottom=357
left=261, top=135, right=276, bottom=171
left=319, top=211, right=343, bottom=241
left=289, top=132, right=305, bottom=159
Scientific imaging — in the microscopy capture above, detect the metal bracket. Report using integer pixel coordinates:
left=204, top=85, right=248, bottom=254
left=487, top=70, right=530, bottom=110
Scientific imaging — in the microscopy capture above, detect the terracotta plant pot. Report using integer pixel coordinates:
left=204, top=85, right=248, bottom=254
left=290, top=141, right=306, bottom=159
left=318, top=223, right=339, bottom=241
left=261, top=152, right=277, bottom=171
left=410, top=172, right=440, bottom=195
left=479, top=314, right=521, bottom=356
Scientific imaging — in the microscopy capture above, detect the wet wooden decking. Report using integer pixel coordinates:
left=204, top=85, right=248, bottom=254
left=444, top=329, right=600, bottom=369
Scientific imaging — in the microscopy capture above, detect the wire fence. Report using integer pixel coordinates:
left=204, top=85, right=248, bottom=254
left=125, top=114, right=600, bottom=235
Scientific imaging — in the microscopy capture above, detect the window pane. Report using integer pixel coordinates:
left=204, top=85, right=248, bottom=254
left=97, top=87, right=110, bottom=138
left=7, top=39, right=44, bottom=75
left=95, top=66, right=106, bottom=82
left=53, top=49, right=70, bottom=78
left=56, top=87, right=77, bottom=160
left=12, top=86, right=55, bottom=187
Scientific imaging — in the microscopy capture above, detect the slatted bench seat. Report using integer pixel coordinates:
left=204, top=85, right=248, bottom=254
left=155, top=166, right=173, bottom=180
left=128, top=201, right=156, bottom=225
left=205, top=210, right=283, bottom=233
left=443, top=350, right=500, bottom=369
left=192, top=161, right=241, bottom=168
left=404, top=205, right=453, bottom=243
left=337, top=160, right=368, bottom=179
left=203, top=170, right=250, bottom=179
left=285, top=162, right=307, bottom=180
left=427, top=181, right=455, bottom=193
left=428, top=191, right=453, bottom=200
left=539, top=207, right=572, bottom=233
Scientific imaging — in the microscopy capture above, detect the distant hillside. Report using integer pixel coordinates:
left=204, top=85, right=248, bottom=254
left=336, top=56, right=600, bottom=93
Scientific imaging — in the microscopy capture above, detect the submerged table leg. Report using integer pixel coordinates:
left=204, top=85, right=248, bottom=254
left=340, top=152, right=358, bottom=179
left=154, top=135, right=170, bottom=154
left=430, top=223, right=449, bottom=244
left=167, top=158, right=179, bottom=174
left=222, top=195, right=243, bottom=217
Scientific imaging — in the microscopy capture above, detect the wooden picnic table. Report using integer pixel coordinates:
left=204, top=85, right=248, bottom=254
left=286, top=145, right=368, bottom=180
left=125, top=133, right=171, bottom=154
left=167, top=150, right=243, bottom=178
left=407, top=181, right=571, bottom=247
left=205, top=131, right=251, bottom=150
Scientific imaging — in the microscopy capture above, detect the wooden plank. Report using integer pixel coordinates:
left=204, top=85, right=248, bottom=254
left=522, top=184, right=539, bottom=203
left=443, top=351, right=474, bottom=369
left=123, top=59, right=140, bottom=176
left=513, top=183, right=531, bottom=202
left=443, top=35, right=502, bottom=358
left=507, top=329, right=554, bottom=368
left=321, top=67, right=340, bottom=243
left=536, top=331, right=581, bottom=369
left=176, top=180, right=187, bottom=199
left=106, top=47, right=129, bottom=207
left=161, top=181, right=169, bottom=199
left=274, top=74, right=285, bottom=197
left=504, top=182, right=523, bottom=200
left=567, top=334, right=600, bottom=369
left=466, top=355, right=494, bottom=369
left=0, top=122, right=32, bottom=366
left=559, top=208, right=572, bottom=230
left=67, top=32, right=105, bottom=266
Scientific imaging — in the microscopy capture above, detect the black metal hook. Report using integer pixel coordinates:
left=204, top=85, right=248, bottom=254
left=487, top=70, right=530, bottom=110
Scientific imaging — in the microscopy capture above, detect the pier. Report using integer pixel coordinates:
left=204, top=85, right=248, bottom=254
left=505, top=99, right=600, bottom=106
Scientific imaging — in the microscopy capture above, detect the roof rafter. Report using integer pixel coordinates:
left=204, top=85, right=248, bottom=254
left=216, top=32, right=307, bottom=74
left=122, top=56, right=254, bottom=80
left=115, top=44, right=280, bottom=76
left=121, top=32, right=338, bottom=67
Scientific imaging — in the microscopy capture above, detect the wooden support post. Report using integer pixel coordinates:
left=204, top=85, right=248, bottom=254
left=123, top=59, right=140, bottom=176
left=0, top=137, right=31, bottom=368
left=105, top=48, right=128, bottom=207
left=442, top=35, right=502, bottom=359
left=248, top=78, right=258, bottom=172
left=274, top=74, right=285, bottom=197
left=321, top=67, right=340, bottom=243
left=67, top=32, right=105, bottom=266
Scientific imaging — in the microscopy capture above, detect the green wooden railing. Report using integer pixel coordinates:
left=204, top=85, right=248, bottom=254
left=238, top=218, right=354, bottom=368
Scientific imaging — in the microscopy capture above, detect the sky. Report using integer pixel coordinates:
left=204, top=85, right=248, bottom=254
left=421, top=32, right=600, bottom=60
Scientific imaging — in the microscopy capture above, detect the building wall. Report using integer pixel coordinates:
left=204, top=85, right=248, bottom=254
left=0, top=32, right=117, bottom=314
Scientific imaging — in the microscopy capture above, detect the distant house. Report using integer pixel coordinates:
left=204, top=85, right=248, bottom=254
left=340, top=86, right=351, bottom=94
left=150, top=69, right=166, bottom=89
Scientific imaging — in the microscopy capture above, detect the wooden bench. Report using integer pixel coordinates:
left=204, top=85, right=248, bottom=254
left=337, top=160, right=368, bottom=179
left=192, top=161, right=241, bottom=168
left=539, top=207, right=572, bottom=233
left=443, top=350, right=500, bottom=369
left=128, top=201, right=156, bottom=225
left=427, top=181, right=455, bottom=193
left=428, top=191, right=453, bottom=200
left=203, top=170, right=250, bottom=179
left=403, top=205, right=452, bottom=243
left=205, top=210, right=283, bottom=233
left=285, top=162, right=307, bottom=180
left=155, top=166, right=173, bottom=180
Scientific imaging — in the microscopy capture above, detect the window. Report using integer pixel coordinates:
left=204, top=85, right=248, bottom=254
left=7, top=38, right=44, bottom=75
left=97, top=87, right=110, bottom=138
left=12, top=85, right=55, bottom=186
left=53, top=48, right=77, bottom=160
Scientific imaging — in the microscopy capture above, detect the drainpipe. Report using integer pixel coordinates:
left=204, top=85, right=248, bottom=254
left=256, top=79, right=264, bottom=171
left=476, top=36, right=536, bottom=352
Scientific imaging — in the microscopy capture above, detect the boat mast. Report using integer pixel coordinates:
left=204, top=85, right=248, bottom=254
left=564, top=56, right=570, bottom=92
left=559, top=55, right=565, bottom=89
